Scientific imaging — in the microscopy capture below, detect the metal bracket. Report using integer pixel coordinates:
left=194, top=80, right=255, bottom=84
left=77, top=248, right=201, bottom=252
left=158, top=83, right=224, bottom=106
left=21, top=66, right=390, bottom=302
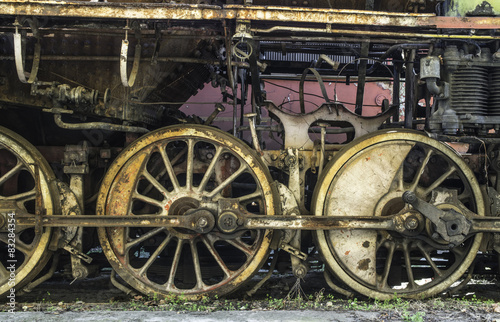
left=280, top=242, right=307, bottom=261
left=13, top=17, right=41, bottom=84
left=120, top=21, right=141, bottom=87
left=63, top=244, right=93, bottom=264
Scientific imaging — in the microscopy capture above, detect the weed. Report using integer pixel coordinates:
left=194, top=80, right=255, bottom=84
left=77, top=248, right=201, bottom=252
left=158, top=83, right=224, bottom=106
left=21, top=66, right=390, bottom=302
left=402, top=311, right=425, bottom=322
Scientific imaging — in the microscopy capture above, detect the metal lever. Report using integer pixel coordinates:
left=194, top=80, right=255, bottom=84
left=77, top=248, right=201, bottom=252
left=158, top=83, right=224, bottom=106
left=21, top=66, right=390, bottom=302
left=402, top=191, right=471, bottom=245
left=205, top=103, right=225, bottom=125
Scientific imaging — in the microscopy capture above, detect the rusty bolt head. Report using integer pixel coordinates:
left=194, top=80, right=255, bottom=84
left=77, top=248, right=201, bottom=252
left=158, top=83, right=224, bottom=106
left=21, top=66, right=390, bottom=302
left=284, top=155, right=297, bottom=167
left=293, top=265, right=307, bottom=278
left=196, top=217, right=208, bottom=229
left=402, top=191, right=417, bottom=204
left=404, top=216, right=419, bottom=230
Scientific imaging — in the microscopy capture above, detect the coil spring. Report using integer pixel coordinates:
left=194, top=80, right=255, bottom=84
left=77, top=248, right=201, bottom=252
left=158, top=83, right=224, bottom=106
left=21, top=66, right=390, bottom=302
left=489, top=67, right=500, bottom=116
left=450, top=66, right=489, bottom=115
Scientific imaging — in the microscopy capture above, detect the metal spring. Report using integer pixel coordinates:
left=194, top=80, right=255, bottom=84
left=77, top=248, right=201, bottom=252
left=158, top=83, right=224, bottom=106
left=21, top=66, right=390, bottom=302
left=451, top=66, right=489, bottom=115
left=489, top=67, right=500, bottom=116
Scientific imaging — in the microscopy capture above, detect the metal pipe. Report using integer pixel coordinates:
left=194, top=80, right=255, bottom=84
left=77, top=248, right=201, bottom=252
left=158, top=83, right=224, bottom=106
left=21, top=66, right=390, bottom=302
left=22, top=253, right=60, bottom=293
left=0, top=55, right=250, bottom=67
left=404, top=49, right=416, bottom=129
left=323, top=269, right=354, bottom=298
left=110, top=269, right=137, bottom=296
left=252, top=26, right=500, bottom=40
left=54, top=114, right=149, bottom=134
left=245, top=113, right=263, bottom=156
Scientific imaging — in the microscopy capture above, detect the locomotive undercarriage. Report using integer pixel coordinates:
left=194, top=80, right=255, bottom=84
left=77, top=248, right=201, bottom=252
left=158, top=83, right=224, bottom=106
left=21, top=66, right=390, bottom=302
left=0, top=1, right=499, bottom=301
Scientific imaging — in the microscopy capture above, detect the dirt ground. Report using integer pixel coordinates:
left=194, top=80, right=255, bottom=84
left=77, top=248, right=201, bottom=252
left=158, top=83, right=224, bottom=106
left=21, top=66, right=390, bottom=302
left=2, top=271, right=500, bottom=321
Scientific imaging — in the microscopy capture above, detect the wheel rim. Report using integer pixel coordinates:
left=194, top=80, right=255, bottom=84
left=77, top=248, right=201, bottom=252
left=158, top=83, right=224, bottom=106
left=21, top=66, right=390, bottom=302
left=0, top=126, right=56, bottom=295
left=313, top=129, right=483, bottom=299
left=97, top=125, right=276, bottom=298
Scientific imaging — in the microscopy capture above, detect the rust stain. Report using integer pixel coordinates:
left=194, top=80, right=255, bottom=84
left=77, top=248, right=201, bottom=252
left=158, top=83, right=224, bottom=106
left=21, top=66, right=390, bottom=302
left=365, top=157, right=370, bottom=161
left=345, top=250, right=350, bottom=256
left=164, top=199, right=173, bottom=212
left=357, top=258, right=371, bottom=271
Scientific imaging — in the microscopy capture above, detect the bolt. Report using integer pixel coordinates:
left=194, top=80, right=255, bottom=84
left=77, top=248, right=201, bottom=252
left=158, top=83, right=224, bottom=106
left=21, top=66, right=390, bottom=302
left=404, top=217, right=419, bottom=230
left=196, top=217, right=208, bottom=229
left=223, top=217, right=234, bottom=227
left=293, top=265, right=307, bottom=278
left=402, top=191, right=417, bottom=204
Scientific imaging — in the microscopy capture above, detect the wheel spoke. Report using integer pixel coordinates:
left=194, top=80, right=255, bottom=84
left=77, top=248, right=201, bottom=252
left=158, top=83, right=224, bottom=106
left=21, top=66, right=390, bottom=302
left=159, top=147, right=180, bottom=193
left=237, top=190, right=263, bottom=203
left=379, top=241, right=395, bottom=289
left=142, top=171, right=170, bottom=199
left=138, top=234, right=172, bottom=276
left=197, top=146, right=223, bottom=193
left=394, top=163, right=404, bottom=191
left=0, top=162, right=23, bottom=187
left=451, top=245, right=466, bottom=257
left=166, top=239, right=183, bottom=288
left=1, top=189, right=36, bottom=202
left=417, top=243, right=442, bottom=277
left=17, top=239, right=34, bottom=255
left=207, top=164, right=248, bottom=198
left=186, top=139, right=194, bottom=191
left=132, top=192, right=163, bottom=209
left=225, top=237, right=253, bottom=258
left=423, top=166, right=456, bottom=197
left=409, top=148, right=433, bottom=192
left=125, top=227, right=167, bottom=250
left=0, top=264, right=9, bottom=279
left=190, top=239, right=204, bottom=289
left=403, top=242, right=416, bottom=289
left=201, top=235, right=231, bottom=277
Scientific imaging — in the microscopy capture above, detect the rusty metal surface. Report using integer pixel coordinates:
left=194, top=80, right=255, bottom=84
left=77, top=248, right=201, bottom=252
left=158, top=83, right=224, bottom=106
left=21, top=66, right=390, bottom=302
left=266, top=101, right=395, bottom=150
left=0, top=126, right=58, bottom=297
left=313, top=129, right=484, bottom=300
left=96, top=124, right=278, bottom=298
left=0, top=1, right=498, bottom=31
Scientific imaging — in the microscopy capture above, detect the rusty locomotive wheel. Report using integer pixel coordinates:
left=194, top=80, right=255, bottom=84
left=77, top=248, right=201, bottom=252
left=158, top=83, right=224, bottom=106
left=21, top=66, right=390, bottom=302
left=313, top=129, right=483, bottom=300
left=0, top=126, right=57, bottom=296
left=97, top=125, right=277, bottom=298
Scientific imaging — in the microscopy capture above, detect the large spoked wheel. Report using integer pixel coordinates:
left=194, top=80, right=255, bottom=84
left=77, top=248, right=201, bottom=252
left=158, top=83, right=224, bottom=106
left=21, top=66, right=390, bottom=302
left=0, top=126, right=57, bottom=295
left=97, top=125, right=277, bottom=298
left=313, top=129, right=483, bottom=299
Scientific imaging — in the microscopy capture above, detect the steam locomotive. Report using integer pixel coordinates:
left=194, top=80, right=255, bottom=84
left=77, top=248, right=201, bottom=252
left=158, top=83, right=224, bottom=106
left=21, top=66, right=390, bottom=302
left=0, top=0, right=499, bottom=300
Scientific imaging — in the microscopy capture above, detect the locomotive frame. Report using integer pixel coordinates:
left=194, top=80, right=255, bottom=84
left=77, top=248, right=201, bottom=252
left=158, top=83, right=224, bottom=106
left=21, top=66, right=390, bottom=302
left=0, top=0, right=499, bottom=301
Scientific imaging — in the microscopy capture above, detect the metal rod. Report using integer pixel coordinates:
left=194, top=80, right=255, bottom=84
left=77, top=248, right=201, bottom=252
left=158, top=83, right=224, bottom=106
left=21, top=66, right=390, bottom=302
left=355, top=40, right=369, bottom=115
left=404, top=49, right=416, bottom=129
left=12, top=212, right=500, bottom=234
left=54, top=114, right=149, bottom=134
left=252, top=26, right=500, bottom=40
